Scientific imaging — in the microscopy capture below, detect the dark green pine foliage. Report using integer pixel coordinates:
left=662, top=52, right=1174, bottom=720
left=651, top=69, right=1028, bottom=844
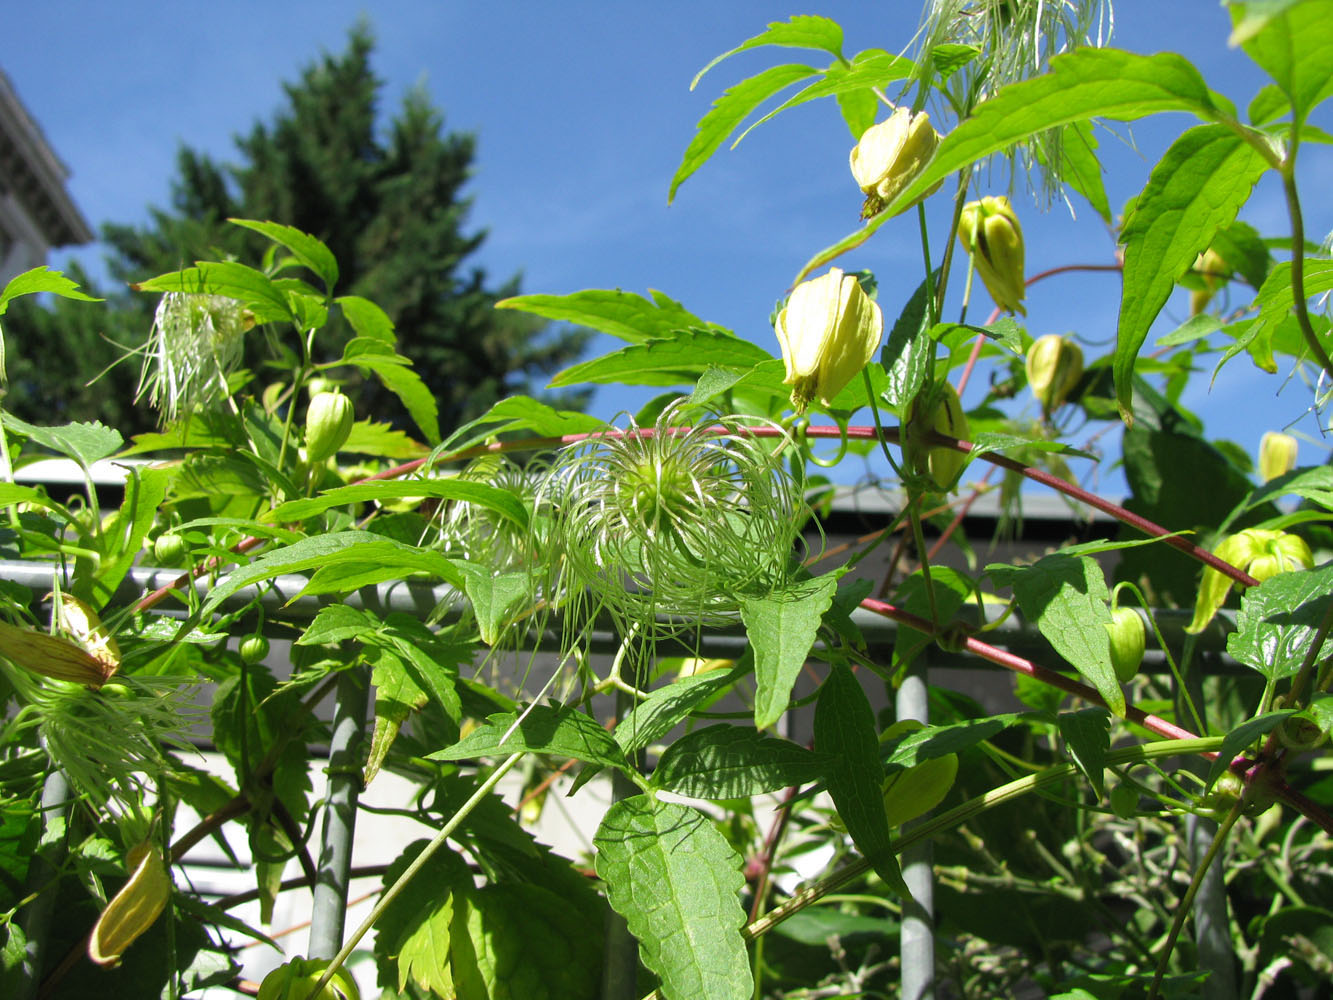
left=7, top=25, right=587, bottom=437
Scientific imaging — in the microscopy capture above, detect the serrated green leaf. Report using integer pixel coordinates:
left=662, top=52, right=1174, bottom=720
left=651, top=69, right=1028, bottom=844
left=498, top=288, right=714, bottom=344
left=456, top=565, right=531, bottom=646
left=969, top=431, right=1096, bottom=461
left=228, top=218, right=338, bottom=291
left=691, top=14, right=844, bottom=89
left=550, top=329, right=772, bottom=388
left=670, top=62, right=820, bottom=202
left=1233, top=0, right=1333, bottom=119
left=374, top=840, right=472, bottom=996
left=987, top=554, right=1125, bottom=716
left=615, top=664, right=747, bottom=754
left=456, top=394, right=605, bottom=439
left=1240, top=258, right=1333, bottom=370
left=134, top=260, right=292, bottom=324
left=651, top=725, right=830, bottom=797
left=335, top=294, right=395, bottom=343
left=341, top=419, right=428, bottom=459
left=3, top=412, right=123, bottom=467
left=1245, top=465, right=1333, bottom=511
left=1205, top=710, right=1295, bottom=787
left=92, top=463, right=170, bottom=609
left=1114, top=125, right=1271, bottom=420
left=297, top=605, right=381, bottom=645
left=881, top=271, right=938, bottom=408
left=1059, top=120, right=1111, bottom=223
left=743, top=572, right=838, bottom=730
left=882, top=714, right=1022, bottom=770
left=431, top=705, right=627, bottom=769
left=200, top=532, right=465, bottom=615
left=814, top=664, right=906, bottom=894
left=266, top=479, right=526, bottom=530
left=881, top=753, right=957, bottom=829
left=346, top=351, right=440, bottom=445
left=0, top=266, right=100, bottom=313
left=594, top=796, right=752, bottom=1000
left=1227, top=562, right=1333, bottom=679
left=1059, top=708, right=1111, bottom=798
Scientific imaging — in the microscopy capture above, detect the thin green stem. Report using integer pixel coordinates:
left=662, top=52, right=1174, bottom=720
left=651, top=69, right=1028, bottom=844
left=302, top=751, right=526, bottom=1000
left=1280, top=168, right=1333, bottom=381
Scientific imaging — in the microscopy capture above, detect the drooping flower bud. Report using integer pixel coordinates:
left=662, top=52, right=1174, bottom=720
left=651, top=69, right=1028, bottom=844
left=1105, top=606, right=1146, bottom=684
left=849, top=107, right=943, bottom=219
left=257, top=957, right=360, bottom=1000
left=1186, top=528, right=1315, bottom=633
left=902, top=382, right=971, bottom=492
left=0, top=621, right=115, bottom=687
left=958, top=196, right=1026, bottom=316
left=304, top=390, right=355, bottom=462
left=775, top=268, right=884, bottom=412
left=1025, top=335, right=1084, bottom=412
left=89, top=842, right=170, bottom=966
left=1190, top=247, right=1229, bottom=316
left=1258, top=431, right=1298, bottom=483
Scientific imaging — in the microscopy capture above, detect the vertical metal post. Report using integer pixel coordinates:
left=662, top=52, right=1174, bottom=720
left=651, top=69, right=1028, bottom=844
left=896, top=656, right=934, bottom=1000
left=308, top=667, right=370, bottom=960
left=16, top=767, right=72, bottom=1000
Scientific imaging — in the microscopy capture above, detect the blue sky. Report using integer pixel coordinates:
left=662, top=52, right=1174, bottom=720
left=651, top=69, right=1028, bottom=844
left=4, top=2, right=1330, bottom=491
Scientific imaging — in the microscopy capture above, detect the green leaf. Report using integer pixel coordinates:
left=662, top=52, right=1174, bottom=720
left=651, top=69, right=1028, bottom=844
left=134, top=260, right=293, bottom=324
left=1205, top=710, right=1295, bottom=787
left=431, top=705, right=628, bottom=770
left=743, top=572, right=838, bottom=730
left=670, top=62, right=820, bottom=202
left=92, top=464, right=170, bottom=609
left=452, top=394, right=605, bottom=441
left=969, top=432, right=1096, bottom=461
left=297, top=604, right=380, bottom=645
left=1114, top=125, right=1271, bottom=420
left=1228, top=562, right=1333, bottom=680
left=881, top=271, right=938, bottom=409
left=594, top=796, right=752, bottom=1000
left=1246, top=465, right=1333, bottom=511
left=0, top=266, right=100, bottom=314
left=882, top=714, right=1022, bottom=769
left=1059, top=708, right=1111, bottom=798
left=550, top=329, right=772, bottom=388
left=456, top=565, right=531, bottom=646
left=814, top=664, right=907, bottom=894
left=267, top=479, right=527, bottom=530
left=374, top=840, right=473, bottom=996
left=228, top=218, right=339, bottom=291
left=3, top=412, right=123, bottom=467
left=1232, top=0, right=1333, bottom=120
left=615, top=664, right=747, bottom=754
left=652, top=725, right=830, bottom=797
left=200, top=532, right=465, bottom=615
left=498, top=288, right=715, bottom=344
left=891, top=567, right=973, bottom=673
left=1058, top=120, right=1111, bottom=223
left=987, top=554, right=1125, bottom=716
left=335, top=294, right=395, bottom=343
left=1239, top=258, right=1333, bottom=369
left=344, top=349, right=440, bottom=444
left=690, top=15, right=844, bottom=89
left=342, top=419, right=428, bottom=459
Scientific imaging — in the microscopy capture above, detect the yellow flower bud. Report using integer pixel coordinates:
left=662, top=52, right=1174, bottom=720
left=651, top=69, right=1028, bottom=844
left=958, top=196, right=1026, bottom=316
left=0, top=621, right=115, bottom=687
left=775, top=268, right=884, bottom=412
left=89, top=842, right=170, bottom=966
left=1025, top=335, right=1084, bottom=412
left=305, top=390, right=355, bottom=462
left=1258, top=431, right=1298, bottom=483
left=902, top=382, right=971, bottom=492
left=258, top=957, right=360, bottom=1000
left=849, top=107, right=943, bottom=219
left=1190, top=248, right=1229, bottom=315
left=1186, top=528, right=1315, bottom=633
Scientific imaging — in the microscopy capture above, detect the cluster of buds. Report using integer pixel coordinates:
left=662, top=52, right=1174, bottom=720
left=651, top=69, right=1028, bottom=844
left=902, top=382, right=971, bottom=492
left=958, top=196, right=1026, bottom=315
left=1187, top=527, right=1314, bottom=633
left=1258, top=431, right=1298, bottom=483
left=849, top=107, right=943, bottom=219
left=1025, top=334, right=1084, bottom=413
left=774, top=267, right=883, bottom=412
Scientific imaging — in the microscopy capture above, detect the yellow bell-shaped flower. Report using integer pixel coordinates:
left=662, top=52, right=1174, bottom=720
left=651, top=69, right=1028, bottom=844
left=1025, top=334, right=1084, bottom=412
left=1258, top=431, right=1298, bottom=483
left=1186, top=528, right=1314, bottom=634
left=775, top=268, right=884, bottom=412
left=958, top=196, right=1027, bottom=316
left=849, top=107, right=943, bottom=219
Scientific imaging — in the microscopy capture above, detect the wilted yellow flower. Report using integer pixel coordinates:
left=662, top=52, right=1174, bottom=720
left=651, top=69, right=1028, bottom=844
left=849, top=107, right=943, bottom=219
left=89, top=842, right=170, bottom=966
left=775, top=268, right=883, bottom=412
left=958, top=196, right=1026, bottom=316
left=0, top=621, right=115, bottom=687
left=1186, top=528, right=1314, bottom=634
left=1025, top=334, right=1083, bottom=412
left=1258, top=431, right=1298, bottom=483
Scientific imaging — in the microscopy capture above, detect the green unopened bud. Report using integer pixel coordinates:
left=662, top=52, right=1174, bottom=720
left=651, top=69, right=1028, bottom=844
left=1105, top=606, right=1146, bottom=684
left=1187, top=528, right=1315, bottom=633
left=775, top=267, right=884, bottom=412
left=958, top=196, right=1026, bottom=316
left=305, top=391, right=355, bottom=462
left=1190, top=247, right=1229, bottom=315
left=1025, top=335, right=1083, bottom=412
left=89, top=842, right=170, bottom=966
left=849, top=107, right=943, bottom=219
left=257, top=957, right=360, bottom=1000
left=903, top=383, right=971, bottom=492
left=1258, top=431, right=1298, bottom=483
